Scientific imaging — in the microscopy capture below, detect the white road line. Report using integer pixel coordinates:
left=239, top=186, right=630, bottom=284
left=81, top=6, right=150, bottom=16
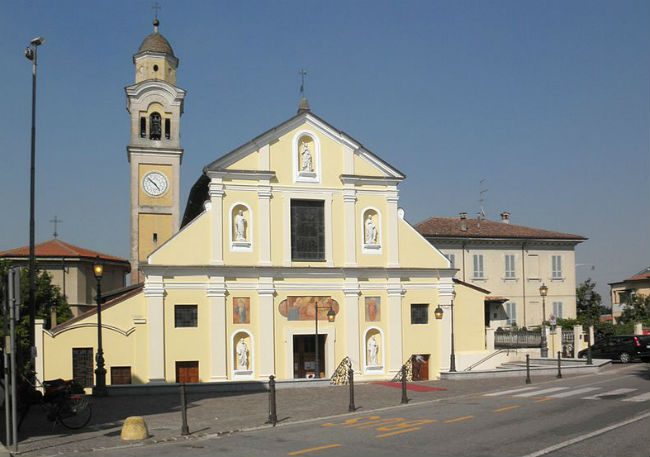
left=547, top=387, right=601, bottom=398
left=484, top=387, right=537, bottom=397
left=514, top=387, right=568, bottom=397
left=622, top=392, right=650, bottom=402
left=582, top=388, right=637, bottom=399
left=522, top=411, right=650, bottom=457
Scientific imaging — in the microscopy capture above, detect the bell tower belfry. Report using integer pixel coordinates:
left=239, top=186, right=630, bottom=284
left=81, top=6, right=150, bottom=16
left=125, top=19, right=186, bottom=283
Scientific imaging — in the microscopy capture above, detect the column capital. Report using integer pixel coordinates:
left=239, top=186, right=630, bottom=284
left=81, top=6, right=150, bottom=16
left=209, top=182, right=225, bottom=197
left=258, top=186, right=272, bottom=199
left=206, top=286, right=227, bottom=298
left=387, top=288, right=404, bottom=297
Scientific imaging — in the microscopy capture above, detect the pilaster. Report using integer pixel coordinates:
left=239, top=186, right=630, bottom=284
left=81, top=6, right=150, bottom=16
left=257, top=279, right=276, bottom=377
left=343, top=283, right=361, bottom=372
left=144, top=276, right=166, bottom=383
left=437, top=278, right=454, bottom=373
left=209, top=181, right=225, bottom=265
left=387, top=193, right=399, bottom=267
left=387, top=284, right=404, bottom=374
left=207, top=278, right=228, bottom=381
left=258, top=186, right=272, bottom=266
left=343, top=192, right=357, bottom=267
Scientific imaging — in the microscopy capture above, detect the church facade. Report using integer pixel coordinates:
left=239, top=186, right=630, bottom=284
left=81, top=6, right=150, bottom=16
left=37, top=21, right=489, bottom=387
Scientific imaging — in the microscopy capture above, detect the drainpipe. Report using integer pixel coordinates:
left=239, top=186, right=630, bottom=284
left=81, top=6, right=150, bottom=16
left=521, top=242, right=527, bottom=327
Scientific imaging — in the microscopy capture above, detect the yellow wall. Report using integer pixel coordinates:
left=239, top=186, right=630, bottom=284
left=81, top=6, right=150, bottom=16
left=149, top=211, right=210, bottom=264
left=454, top=284, right=487, bottom=353
left=139, top=213, right=173, bottom=261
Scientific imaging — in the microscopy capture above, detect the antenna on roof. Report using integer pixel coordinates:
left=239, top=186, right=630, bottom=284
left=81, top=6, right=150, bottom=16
left=478, top=179, right=487, bottom=226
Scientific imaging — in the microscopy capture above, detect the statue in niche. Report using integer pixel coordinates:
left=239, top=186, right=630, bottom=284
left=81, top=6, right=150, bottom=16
left=365, top=214, right=377, bottom=244
left=301, top=143, right=313, bottom=172
left=368, top=335, right=379, bottom=366
left=234, top=209, right=247, bottom=241
left=236, top=338, right=249, bottom=370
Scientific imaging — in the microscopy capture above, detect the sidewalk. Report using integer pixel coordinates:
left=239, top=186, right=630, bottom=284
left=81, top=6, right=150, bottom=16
left=6, top=371, right=585, bottom=456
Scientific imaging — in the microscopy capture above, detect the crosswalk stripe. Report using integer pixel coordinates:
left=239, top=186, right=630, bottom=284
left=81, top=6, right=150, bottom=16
left=548, top=387, right=601, bottom=398
left=485, top=387, right=537, bottom=397
left=622, top=392, right=650, bottom=402
left=514, top=387, right=568, bottom=397
left=582, top=388, right=637, bottom=400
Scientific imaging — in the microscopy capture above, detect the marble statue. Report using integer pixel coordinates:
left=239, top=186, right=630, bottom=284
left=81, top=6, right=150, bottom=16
left=368, top=335, right=379, bottom=366
left=236, top=339, right=248, bottom=370
left=365, top=215, right=377, bottom=244
left=301, top=143, right=313, bottom=172
left=234, top=209, right=247, bottom=241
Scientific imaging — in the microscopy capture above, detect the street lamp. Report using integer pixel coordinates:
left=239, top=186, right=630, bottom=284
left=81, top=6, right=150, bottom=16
left=92, top=257, right=108, bottom=397
left=25, top=36, right=45, bottom=376
left=433, top=290, right=457, bottom=372
left=539, top=283, right=549, bottom=358
left=314, top=303, right=336, bottom=379
left=584, top=289, right=593, bottom=365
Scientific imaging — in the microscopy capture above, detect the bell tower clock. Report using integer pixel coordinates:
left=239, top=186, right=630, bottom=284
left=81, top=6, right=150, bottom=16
left=125, top=19, right=186, bottom=283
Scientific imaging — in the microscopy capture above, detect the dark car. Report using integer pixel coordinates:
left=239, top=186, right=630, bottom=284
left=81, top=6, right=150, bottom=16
left=578, top=335, right=650, bottom=363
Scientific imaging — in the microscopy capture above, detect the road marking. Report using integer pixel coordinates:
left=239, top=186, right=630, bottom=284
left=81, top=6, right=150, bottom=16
left=623, top=392, right=650, bottom=402
left=494, top=405, right=520, bottom=413
left=349, top=418, right=403, bottom=429
left=287, top=444, right=342, bottom=455
left=484, top=387, right=537, bottom=396
left=582, top=388, right=637, bottom=399
left=547, top=387, right=600, bottom=398
left=514, top=387, right=568, bottom=397
left=376, top=427, right=421, bottom=438
left=444, top=415, right=474, bottom=423
left=533, top=398, right=553, bottom=403
left=522, top=411, right=650, bottom=457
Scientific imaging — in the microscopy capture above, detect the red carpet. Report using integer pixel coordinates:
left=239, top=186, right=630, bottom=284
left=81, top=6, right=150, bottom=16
left=374, top=382, right=446, bottom=392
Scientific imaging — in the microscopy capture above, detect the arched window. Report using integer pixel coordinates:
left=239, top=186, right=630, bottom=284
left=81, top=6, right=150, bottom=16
left=149, top=112, right=161, bottom=140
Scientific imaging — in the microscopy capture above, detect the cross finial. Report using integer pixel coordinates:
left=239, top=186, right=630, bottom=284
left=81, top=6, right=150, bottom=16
left=152, top=2, right=162, bottom=20
left=50, top=215, right=62, bottom=239
left=299, top=68, right=308, bottom=96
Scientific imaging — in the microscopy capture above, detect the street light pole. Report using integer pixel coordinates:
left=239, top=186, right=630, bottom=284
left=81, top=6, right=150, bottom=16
left=584, top=289, right=593, bottom=365
left=313, top=303, right=336, bottom=379
left=540, top=284, right=549, bottom=358
left=449, top=290, right=457, bottom=372
left=92, top=258, right=107, bottom=397
left=24, top=36, right=45, bottom=376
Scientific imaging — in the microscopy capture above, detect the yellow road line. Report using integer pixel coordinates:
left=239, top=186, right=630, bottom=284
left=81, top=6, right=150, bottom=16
left=287, top=444, right=343, bottom=456
left=444, top=415, right=475, bottom=424
left=534, top=397, right=553, bottom=403
left=494, top=405, right=521, bottom=413
left=376, top=427, right=421, bottom=438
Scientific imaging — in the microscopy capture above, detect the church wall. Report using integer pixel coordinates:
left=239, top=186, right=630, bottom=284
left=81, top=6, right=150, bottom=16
left=353, top=153, right=387, bottom=177
left=139, top=214, right=174, bottom=262
left=398, top=218, right=449, bottom=269
left=355, top=195, right=389, bottom=267
left=401, top=287, right=442, bottom=379
left=454, top=284, right=487, bottom=354
left=222, top=190, right=260, bottom=266
left=148, top=211, right=210, bottom=265
left=225, top=150, right=259, bottom=171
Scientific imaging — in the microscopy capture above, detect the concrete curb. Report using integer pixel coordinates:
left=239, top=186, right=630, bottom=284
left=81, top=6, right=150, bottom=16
left=440, top=359, right=611, bottom=380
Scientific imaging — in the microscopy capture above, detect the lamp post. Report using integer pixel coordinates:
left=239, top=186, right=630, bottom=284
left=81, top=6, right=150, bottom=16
left=24, top=36, right=45, bottom=376
left=92, top=257, right=108, bottom=397
left=584, top=289, right=593, bottom=365
left=539, top=283, right=549, bottom=358
left=433, top=291, right=456, bottom=372
left=314, top=303, right=336, bottom=379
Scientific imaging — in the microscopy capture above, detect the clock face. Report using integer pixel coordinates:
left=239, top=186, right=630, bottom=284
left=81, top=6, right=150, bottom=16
left=142, top=171, right=168, bottom=197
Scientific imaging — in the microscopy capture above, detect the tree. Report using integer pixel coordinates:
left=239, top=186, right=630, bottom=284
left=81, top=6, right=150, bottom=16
left=0, top=261, right=73, bottom=372
left=618, top=293, right=650, bottom=325
left=576, top=278, right=607, bottom=324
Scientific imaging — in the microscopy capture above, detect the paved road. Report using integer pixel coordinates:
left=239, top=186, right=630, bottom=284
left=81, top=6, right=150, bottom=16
left=73, top=364, right=650, bottom=457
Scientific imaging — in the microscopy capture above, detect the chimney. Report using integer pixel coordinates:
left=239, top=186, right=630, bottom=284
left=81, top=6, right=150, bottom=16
left=50, top=306, right=57, bottom=330
left=459, top=212, right=468, bottom=232
left=500, top=211, right=511, bottom=224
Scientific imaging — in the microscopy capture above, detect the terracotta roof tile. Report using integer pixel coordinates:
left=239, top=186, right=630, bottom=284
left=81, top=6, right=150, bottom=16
left=625, top=267, right=650, bottom=282
left=414, top=217, right=586, bottom=241
left=0, top=239, right=128, bottom=264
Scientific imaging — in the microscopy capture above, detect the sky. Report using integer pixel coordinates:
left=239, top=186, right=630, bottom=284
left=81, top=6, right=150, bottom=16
left=1, top=1, right=648, bottom=306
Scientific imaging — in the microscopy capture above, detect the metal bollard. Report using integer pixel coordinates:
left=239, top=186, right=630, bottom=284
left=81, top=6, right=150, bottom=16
left=268, top=375, right=278, bottom=426
left=557, top=351, right=562, bottom=379
left=525, top=354, right=531, bottom=384
left=348, top=368, right=356, bottom=412
left=400, top=365, right=409, bottom=404
left=180, top=383, right=190, bottom=435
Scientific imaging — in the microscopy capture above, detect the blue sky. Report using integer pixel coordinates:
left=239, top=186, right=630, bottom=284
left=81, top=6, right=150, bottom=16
left=1, top=1, right=648, bottom=305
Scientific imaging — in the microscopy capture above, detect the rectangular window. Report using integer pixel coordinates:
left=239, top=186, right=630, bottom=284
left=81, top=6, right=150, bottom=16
left=445, top=254, right=455, bottom=269
left=505, top=302, right=517, bottom=326
left=411, top=304, right=429, bottom=325
left=473, top=254, right=484, bottom=278
left=291, top=200, right=325, bottom=261
left=72, top=348, right=94, bottom=388
left=111, top=366, right=132, bottom=385
left=552, top=301, right=563, bottom=319
left=552, top=255, right=562, bottom=278
left=527, top=254, right=539, bottom=279
left=504, top=254, right=516, bottom=278
left=174, top=305, right=198, bottom=328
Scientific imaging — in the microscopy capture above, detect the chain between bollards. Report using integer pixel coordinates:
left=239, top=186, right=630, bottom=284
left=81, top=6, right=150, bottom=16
left=557, top=351, right=562, bottom=379
left=525, top=354, right=531, bottom=384
left=268, top=375, right=278, bottom=426
left=348, top=368, right=356, bottom=412
left=180, top=383, right=189, bottom=436
left=400, top=365, right=409, bottom=404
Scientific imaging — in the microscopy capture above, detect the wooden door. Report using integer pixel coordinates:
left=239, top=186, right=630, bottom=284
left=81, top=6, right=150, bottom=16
left=176, top=361, right=199, bottom=383
left=111, top=366, right=132, bottom=385
left=412, top=354, right=430, bottom=381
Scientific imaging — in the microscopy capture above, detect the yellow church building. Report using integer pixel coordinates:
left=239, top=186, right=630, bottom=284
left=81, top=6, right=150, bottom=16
left=37, top=20, right=489, bottom=387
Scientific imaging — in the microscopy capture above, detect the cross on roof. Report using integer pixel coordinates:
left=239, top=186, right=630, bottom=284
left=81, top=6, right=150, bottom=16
left=299, top=68, right=308, bottom=95
left=50, top=215, right=62, bottom=239
left=152, top=2, right=162, bottom=20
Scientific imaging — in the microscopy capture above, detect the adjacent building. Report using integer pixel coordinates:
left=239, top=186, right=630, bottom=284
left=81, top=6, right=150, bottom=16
left=609, top=267, right=650, bottom=323
left=415, top=212, right=587, bottom=329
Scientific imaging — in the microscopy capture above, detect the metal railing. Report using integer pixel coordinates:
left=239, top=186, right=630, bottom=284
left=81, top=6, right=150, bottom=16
left=495, top=329, right=541, bottom=348
left=329, top=357, right=352, bottom=385
left=391, top=356, right=413, bottom=382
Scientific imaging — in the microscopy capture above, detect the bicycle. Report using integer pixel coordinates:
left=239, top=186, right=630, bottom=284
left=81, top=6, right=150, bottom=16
left=18, top=373, right=92, bottom=430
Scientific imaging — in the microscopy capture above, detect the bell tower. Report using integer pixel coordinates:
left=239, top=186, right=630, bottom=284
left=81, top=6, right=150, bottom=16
left=126, top=19, right=186, bottom=283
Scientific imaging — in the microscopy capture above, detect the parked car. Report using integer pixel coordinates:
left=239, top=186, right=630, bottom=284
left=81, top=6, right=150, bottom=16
left=578, top=335, right=650, bottom=363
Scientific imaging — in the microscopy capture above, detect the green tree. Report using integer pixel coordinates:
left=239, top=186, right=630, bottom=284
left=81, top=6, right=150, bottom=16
left=618, top=293, right=650, bottom=325
left=0, top=260, right=73, bottom=371
left=576, top=279, right=607, bottom=324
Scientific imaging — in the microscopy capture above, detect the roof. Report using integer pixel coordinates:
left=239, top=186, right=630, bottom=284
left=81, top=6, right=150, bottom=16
left=626, top=266, right=650, bottom=282
left=453, top=278, right=490, bottom=294
left=137, top=20, right=175, bottom=56
left=0, top=239, right=129, bottom=265
left=414, top=217, right=587, bottom=241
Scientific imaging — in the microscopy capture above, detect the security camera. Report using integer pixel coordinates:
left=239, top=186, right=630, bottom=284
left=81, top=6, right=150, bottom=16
left=30, top=36, right=45, bottom=46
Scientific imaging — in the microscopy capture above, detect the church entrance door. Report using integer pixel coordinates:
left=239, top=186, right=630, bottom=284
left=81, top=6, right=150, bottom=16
left=293, top=335, right=326, bottom=378
left=176, top=361, right=199, bottom=383
left=411, top=354, right=430, bottom=381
